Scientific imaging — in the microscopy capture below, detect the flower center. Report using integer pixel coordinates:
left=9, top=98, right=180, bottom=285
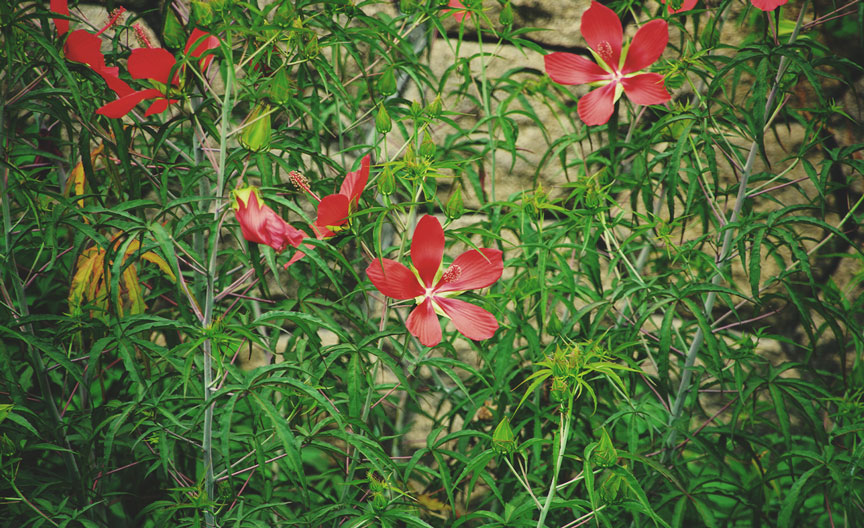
left=440, top=264, right=462, bottom=285
left=596, top=40, right=614, bottom=65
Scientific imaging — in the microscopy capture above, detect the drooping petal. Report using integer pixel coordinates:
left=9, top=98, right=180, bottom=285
left=339, top=154, right=370, bottom=207
left=435, top=248, right=503, bottom=293
left=185, top=28, right=220, bottom=71
left=128, top=47, right=177, bottom=85
left=580, top=2, right=623, bottom=70
left=751, top=0, right=788, bottom=11
left=544, top=52, right=610, bottom=86
left=434, top=297, right=499, bottom=341
left=445, top=0, right=470, bottom=23
left=622, top=73, right=671, bottom=105
left=96, top=68, right=134, bottom=97
left=313, top=193, right=350, bottom=238
left=51, top=0, right=69, bottom=35
left=622, top=19, right=669, bottom=74
left=577, top=83, right=618, bottom=126
left=406, top=298, right=443, bottom=347
left=96, top=88, right=163, bottom=118
left=663, top=0, right=699, bottom=14
left=234, top=190, right=304, bottom=252
left=411, top=215, right=445, bottom=288
left=366, top=259, right=425, bottom=300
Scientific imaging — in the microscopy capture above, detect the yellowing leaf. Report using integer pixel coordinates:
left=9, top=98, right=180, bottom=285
left=416, top=493, right=448, bottom=513
left=63, top=143, right=105, bottom=211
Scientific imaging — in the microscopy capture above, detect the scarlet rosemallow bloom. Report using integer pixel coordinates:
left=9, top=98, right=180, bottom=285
left=445, top=0, right=470, bottom=23
left=366, top=215, right=503, bottom=347
left=96, top=29, right=219, bottom=118
left=312, top=154, right=370, bottom=238
left=662, top=0, right=699, bottom=14
left=751, top=0, right=788, bottom=10
left=543, top=1, right=671, bottom=126
left=231, top=187, right=305, bottom=254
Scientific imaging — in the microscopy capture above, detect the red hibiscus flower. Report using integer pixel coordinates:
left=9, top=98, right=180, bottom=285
left=232, top=187, right=306, bottom=254
left=543, top=1, right=671, bottom=126
left=751, top=0, right=788, bottom=10
left=313, top=154, right=370, bottom=238
left=445, top=0, right=470, bottom=23
left=662, top=0, right=699, bottom=14
left=96, top=29, right=219, bottom=118
left=366, top=215, right=502, bottom=347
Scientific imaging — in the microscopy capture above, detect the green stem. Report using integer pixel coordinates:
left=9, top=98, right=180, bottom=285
left=536, top=398, right=572, bottom=527
left=664, top=4, right=807, bottom=451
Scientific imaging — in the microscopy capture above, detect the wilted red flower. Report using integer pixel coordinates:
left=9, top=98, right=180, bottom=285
left=751, top=0, right=788, bottom=10
left=96, top=29, right=219, bottom=118
left=231, top=187, right=305, bottom=254
left=445, top=0, right=470, bottom=23
left=662, top=0, right=699, bottom=14
left=366, top=215, right=502, bottom=347
left=313, top=154, right=370, bottom=238
left=543, top=1, right=671, bottom=126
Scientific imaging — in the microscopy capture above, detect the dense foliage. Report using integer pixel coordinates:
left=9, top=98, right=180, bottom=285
left=1, top=0, right=863, bottom=526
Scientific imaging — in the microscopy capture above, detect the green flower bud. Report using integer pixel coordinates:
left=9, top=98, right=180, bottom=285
left=190, top=0, right=214, bottom=26
left=162, top=9, right=185, bottom=49
left=419, top=131, right=435, bottom=158
left=592, top=428, right=617, bottom=468
left=378, top=165, right=396, bottom=195
left=491, top=417, right=516, bottom=455
left=400, top=0, right=417, bottom=13
left=599, top=470, right=626, bottom=504
left=375, top=103, right=392, bottom=134
left=274, top=2, right=295, bottom=27
left=268, top=70, right=295, bottom=105
left=304, top=35, right=319, bottom=59
left=410, top=100, right=422, bottom=118
left=403, top=143, right=416, bottom=165
left=499, top=2, right=514, bottom=26
left=378, top=68, right=397, bottom=96
left=425, top=95, right=442, bottom=119
left=239, top=104, right=272, bottom=152
left=445, top=184, right=463, bottom=219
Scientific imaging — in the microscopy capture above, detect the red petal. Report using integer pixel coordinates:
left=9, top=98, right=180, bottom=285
left=314, top=193, right=350, bottom=238
left=406, top=299, right=443, bottom=347
left=435, top=248, right=503, bottom=293
left=581, top=2, right=623, bottom=70
left=411, top=215, right=444, bottom=287
left=577, top=83, right=617, bottom=126
left=96, top=88, right=162, bottom=118
left=366, top=259, right=425, bottom=300
left=751, top=0, right=788, bottom=10
left=185, top=28, right=220, bottom=71
left=544, top=52, right=609, bottom=86
left=622, top=73, right=671, bottom=105
left=64, top=30, right=105, bottom=69
left=283, top=243, right=313, bottom=269
left=128, top=48, right=176, bottom=85
left=445, top=0, right=469, bottom=23
left=622, top=19, right=668, bottom=74
left=96, top=68, right=133, bottom=97
left=339, top=154, right=370, bottom=207
left=434, top=297, right=498, bottom=341
left=664, top=0, right=699, bottom=14
left=51, top=0, right=69, bottom=35
left=234, top=191, right=303, bottom=252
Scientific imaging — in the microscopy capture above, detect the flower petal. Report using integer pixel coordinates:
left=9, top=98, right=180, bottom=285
left=314, top=193, right=350, bottom=238
left=581, top=2, right=623, bottom=70
left=622, top=19, right=669, bottom=74
left=185, top=28, right=220, bottom=71
left=544, top=52, right=609, bottom=86
left=622, top=72, right=671, bottom=105
left=663, top=0, right=699, bottom=14
left=434, top=297, right=499, bottom=341
left=51, top=0, right=69, bottom=35
left=234, top=190, right=304, bottom=252
left=751, top=0, right=788, bottom=11
left=407, top=298, right=443, bottom=347
left=577, top=83, right=617, bottom=126
left=339, top=154, right=370, bottom=207
left=96, top=68, right=134, bottom=97
left=445, top=0, right=470, bottom=23
left=64, top=30, right=105, bottom=69
left=96, top=88, right=162, bottom=118
left=144, top=98, right=177, bottom=117
left=128, top=48, right=176, bottom=85
left=366, top=259, right=425, bottom=300
left=435, top=248, right=503, bottom=293
left=411, top=215, right=445, bottom=288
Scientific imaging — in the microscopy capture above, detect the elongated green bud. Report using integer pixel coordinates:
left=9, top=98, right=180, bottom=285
left=491, top=417, right=516, bottom=455
left=400, top=0, right=416, bottom=14
left=425, top=95, right=442, bottom=119
left=419, top=131, right=435, bottom=158
left=239, top=104, right=272, bottom=152
left=190, top=0, right=213, bottom=26
left=375, top=103, right=392, bottom=134
left=378, top=68, right=397, bottom=96
left=445, top=183, right=463, bottom=219
left=499, top=2, right=514, bottom=26
left=378, top=165, right=395, bottom=195
left=162, top=9, right=185, bottom=49
left=592, top=428, right=617, bottom=468
left=269, top=70, right=295, bottom=105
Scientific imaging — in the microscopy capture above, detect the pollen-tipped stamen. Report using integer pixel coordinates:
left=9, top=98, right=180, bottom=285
left=289, top=171, right=321, bottom=202
left=95, top=8, right=126, bottom=37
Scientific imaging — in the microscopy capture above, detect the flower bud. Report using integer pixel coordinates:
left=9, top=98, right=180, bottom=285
left=190, top=0, right=214, bottom=26
left=410, top=100, right=422, bottom=118
left=378, top=165, right=396, bottom=195
left=445, top=183, right=463, bottom=219
left=419, top=131, right=435, bottom=158
left=599, top=470, right=625, bottom=504
left=378, top=68, right=397, bottom=96
left=499, top=2, right=514, bottom=26
left=162, top=9, right=185, bottom=49
left=274, top=2, right=295, bottom=26
left=239, top=104, right=272, bottom=152
left=425, top=95, right=442, bottom=119
left=403, top=143, right=416, bottom=165
left=400, top=0, right=417, bottom=13
left=591, top=428, right=617, bottom=468
left=491, top=417, right=516, bottom=455
left=375, top=103, right=392, bottom=134
left=303, top=34, right=319, bottom=59
left=268, top=70, right=295, bottom=105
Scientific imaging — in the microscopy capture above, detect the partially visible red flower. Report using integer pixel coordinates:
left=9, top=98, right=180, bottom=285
left=751, top=0, right=788, bottom=10
left=231, top=187, right=306, bottom=254
left=445, top=0, right=470, bottom=23
left=96, top=30, right=219, bottom=118
left=313, top=154, right=370, bottom=238
left=543, top=1, right=671, bottom=126
left=366, top=215, right=502, bottom=347
left=661, top=0, right=699, bottom=14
